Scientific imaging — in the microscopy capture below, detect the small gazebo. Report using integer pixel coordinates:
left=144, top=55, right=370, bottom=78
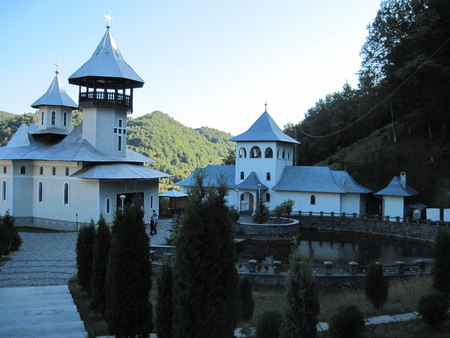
left=159, top=190, right=187, bottom=216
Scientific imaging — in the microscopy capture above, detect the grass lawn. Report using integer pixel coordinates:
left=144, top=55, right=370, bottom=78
left=70, top=272, right=446, bottom=337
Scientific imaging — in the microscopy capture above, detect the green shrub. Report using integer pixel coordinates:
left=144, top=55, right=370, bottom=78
left=0, top=210, right=22, bottom=252
left=253, top=196, right=270, bottom=224
left=417, top=290, right=449, bottom=326
left=75, top=221, right=96, bottom=294
left=256, top=309, right=283, bottom=338
left=156, top=259, right=174, bottom=338
left=365, top=261, right=389, bottom=309
left=433, top=228, right=450, bottom=295
left=328, top=303, right=365, bottom=338
left=239, top=276, right=255, bottom=322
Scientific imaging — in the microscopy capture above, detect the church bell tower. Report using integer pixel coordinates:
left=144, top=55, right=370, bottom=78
left=68, top=13, right=144, bottom=158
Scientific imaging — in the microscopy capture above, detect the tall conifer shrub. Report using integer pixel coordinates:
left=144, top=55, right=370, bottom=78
left=90, top=214, right=111, bottom=315
left=173, top=171, right=241, bottom=338
left=239, top=276, right=255, bottom=322
left=105, top=199, right=153, bottom=337
left=156, top=258, right=174, bottom=338
left=433, top=228, right=450, bottom=295
left=365, top=261, right=389, bottom=309
left=280, top=249, right=320, bottom=338
left=75, top=220, right=96, bottom=294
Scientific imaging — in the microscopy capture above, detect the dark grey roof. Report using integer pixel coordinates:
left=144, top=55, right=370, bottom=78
left=332, top=171, right=372, bottom=194
left=375, top=176, right=419, bottom=197
left=31, top=72, right=78, bottom=109
left=235, top=171, right=268, bottom=191
left=273, top=166, right=347, bottom=193
left=68, top=27, right=144, bottom=88
left=229, top=112, right=300, bottom=144
left=410, top=202, right=427, bottom=210
left=71, top=163, right=171, bottom=179
left=177, top=165, right=236, bottom=188
left=0, top=123, right=155, bottom=163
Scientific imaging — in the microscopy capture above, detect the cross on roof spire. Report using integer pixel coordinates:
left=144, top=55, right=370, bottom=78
left=54, top=61, right=61, bottom=74
left=105, top=12, right=113, bottom=28
left=265, top=102, right=267, bottom=112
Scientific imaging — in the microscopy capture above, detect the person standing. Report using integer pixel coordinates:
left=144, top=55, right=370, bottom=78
left=152, top=210, right=158, bottom=235
left=149, top=215, right=155, bottom=236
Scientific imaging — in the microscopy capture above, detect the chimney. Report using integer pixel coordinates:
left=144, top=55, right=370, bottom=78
left=400, top=172, right=407, bottom=188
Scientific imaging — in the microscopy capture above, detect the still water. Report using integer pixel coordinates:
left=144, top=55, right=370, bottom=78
left=238, top=229, right=434, bottom=266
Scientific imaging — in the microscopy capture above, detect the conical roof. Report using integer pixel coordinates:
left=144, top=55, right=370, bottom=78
left=31, top=71, right=78, bottom=109
left=230, top=111, right=300, bottom=144
left=68, top=27, right=144, bottom=88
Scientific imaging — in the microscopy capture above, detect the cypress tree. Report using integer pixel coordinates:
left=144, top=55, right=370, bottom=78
left=105, top=199, right=153, bottom=338
left=75, top=220, right=96, bottom=294
left=365, top=261, right=389, bottom=309
left=280, top=249, right=320, bottom=338
left=155, top=258, right=174, bottom=338
left=239, top=276, right=255, bottom=322
left=173, top=171, right=241, bottom=338
left=253, top=195, right=270, bottom=224
left=433, top=228, right=450, bottom=295
left=90, top=214, right=111, bottom=315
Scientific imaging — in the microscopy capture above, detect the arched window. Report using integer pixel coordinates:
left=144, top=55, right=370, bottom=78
left=239, top=147, right=247, bottom=158
left=20, top=166, right=26, bottom=175
left=282, top=150, right=285, bottom=159
left=38, top=182, right=43, bottom=203
left=41, top=111, right=44, bottom=125
left=63, top=112, right=67, bottom=126
left=106, top=198, right=111, bottom=214
left=52, top=167, right=56, bottom=175
left=310, top=195, right=316, bottom=205
left=51, top=111, right=56, bottom=125
left=266, top=193, right=270, bottom=202
left=266, top=172, right=271, bottom=181
left=39, top=167, right=43, bottom=175
left=2, top=180, right=6, bottom=201
left=240, top=171, right=244, bottom=180
left=150, top=194, right=154, bottom=209
left=3, top=166, right=6, bottom=174
left=65, top=167, right=69, bottom=176
left=64, top=183, right=69, bottom=205
left=250, top=146, right=261, bottom=158
left=265, top=147, right=273, bottom=158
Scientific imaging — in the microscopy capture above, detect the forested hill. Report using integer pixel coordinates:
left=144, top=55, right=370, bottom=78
left=126, top=111, right=234, bottom=181
left=0, top=110, right=234, bottom=185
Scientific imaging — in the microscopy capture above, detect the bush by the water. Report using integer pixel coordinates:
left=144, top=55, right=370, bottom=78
left=365, top=261, right=389, bottom=309
left=417, top=290, right=449, bottom=326
left=328, top=303, right=365, bottom=338
left=256, top=309, right=283, bottom=338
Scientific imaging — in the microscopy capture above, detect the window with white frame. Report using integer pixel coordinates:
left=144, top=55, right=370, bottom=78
left=64, top=183, right=69, bottom=205
left=38, top=182, right=43, bottom=203
left=106, top=198, right=111, bottom=214
left=2, top=180, right=6, bottom=201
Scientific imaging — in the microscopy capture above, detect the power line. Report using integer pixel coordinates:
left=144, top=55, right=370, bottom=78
left=297, top=36, right=450, bottom=139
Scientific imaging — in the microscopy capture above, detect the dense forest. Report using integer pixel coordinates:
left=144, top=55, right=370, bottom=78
left=282, top=0, right=450, bottom=207
left=0, top=110, right=234, bottom=189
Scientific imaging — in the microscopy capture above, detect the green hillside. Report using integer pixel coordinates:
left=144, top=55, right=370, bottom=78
left=0, top=111, right=234, bottom=188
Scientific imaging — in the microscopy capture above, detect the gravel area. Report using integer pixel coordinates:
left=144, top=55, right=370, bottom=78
left=0, top=218, right=174, bottom=288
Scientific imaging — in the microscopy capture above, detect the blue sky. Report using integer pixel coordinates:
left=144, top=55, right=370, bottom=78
left=0, top=0, right=381, bottom=136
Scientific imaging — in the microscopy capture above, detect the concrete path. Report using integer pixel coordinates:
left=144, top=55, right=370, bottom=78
left=0, top=285, right=87, bottom=338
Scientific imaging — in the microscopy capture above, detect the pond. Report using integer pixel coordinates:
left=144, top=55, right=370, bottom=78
left=237, top=229, right=434, bottom=266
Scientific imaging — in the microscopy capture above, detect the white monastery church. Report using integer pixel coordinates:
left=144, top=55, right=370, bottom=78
left=0, top=22, right=170, bottom=230
left=177, top=109, right=372, bottom=216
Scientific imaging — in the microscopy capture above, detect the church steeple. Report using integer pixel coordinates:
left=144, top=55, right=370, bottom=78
left=68, top=14, right=144, bottom=158
left=68, top=14, right=144, bottom=113
left=30, top=62, right=77, bottom=141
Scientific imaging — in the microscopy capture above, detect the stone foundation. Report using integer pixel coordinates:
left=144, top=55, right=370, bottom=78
left=15, top=217, right=83, bottom=232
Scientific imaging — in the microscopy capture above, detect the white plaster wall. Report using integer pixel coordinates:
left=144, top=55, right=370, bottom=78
left=270, top=191, right=341, bottom=214
left=444, top=209, right=450, bottom=222
left=38, top=106, right=72, bottom=132
left=11, top=161, right=35, bottom=217
left=341, top=194, right=361, bottom=214
left=426, top=208, right=441, bottom=221
left=382, top=196, right=404, bottom=218
left=0, top=161, right=13, bottom=215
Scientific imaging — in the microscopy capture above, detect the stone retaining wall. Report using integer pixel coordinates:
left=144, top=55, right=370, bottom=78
left=298, top=215, right=439, bottom=243
left=15, top=217, right=83, bottom=232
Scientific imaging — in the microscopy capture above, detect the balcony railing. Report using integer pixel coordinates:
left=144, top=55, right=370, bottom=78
left=78, top=91, right=132, bottom=112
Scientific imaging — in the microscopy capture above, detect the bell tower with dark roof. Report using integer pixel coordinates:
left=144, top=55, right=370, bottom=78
left=68, top=13, right=144, bottom=158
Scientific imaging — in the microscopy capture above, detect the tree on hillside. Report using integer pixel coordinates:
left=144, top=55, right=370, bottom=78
left=106, top=199, right=153, bottom=337
left=280, top=248, right=320, bottom=338
left=75, top=220, right=96, bottom=294
left=173, top=170, right=241, bottom=338
left=90, top=214, right=111, bottom=315
left=221, top=148, right=236, bottom=165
